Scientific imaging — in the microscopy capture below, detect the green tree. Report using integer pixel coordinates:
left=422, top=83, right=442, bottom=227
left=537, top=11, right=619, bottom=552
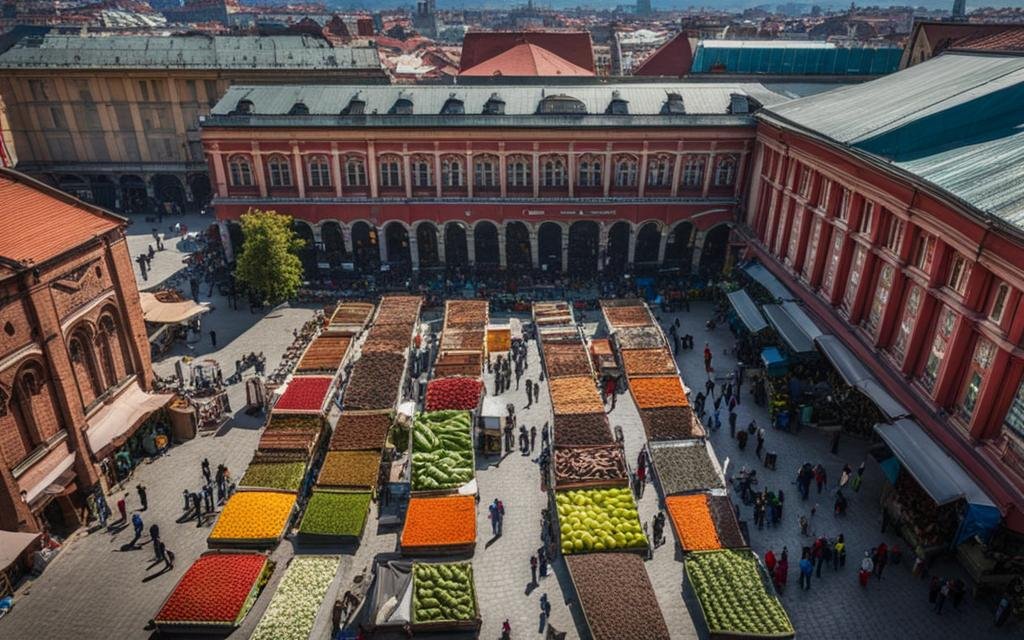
left=234, top=209, right=305, bottom=305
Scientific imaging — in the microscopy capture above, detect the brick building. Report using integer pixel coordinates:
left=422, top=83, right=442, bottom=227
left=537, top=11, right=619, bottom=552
left=0, top=168, right=157, bottom=533
left=744, top=51, right=1024, bottom=531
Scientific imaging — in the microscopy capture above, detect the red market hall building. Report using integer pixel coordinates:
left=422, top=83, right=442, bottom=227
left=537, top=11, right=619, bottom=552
left=745, top=51, right=1024, bottom=535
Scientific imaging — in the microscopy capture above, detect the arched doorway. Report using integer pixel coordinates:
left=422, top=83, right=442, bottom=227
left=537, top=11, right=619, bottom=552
left=664, top=222, right=694, bottom=272
left=699, top=224, right=731, bottom=276
left=89, top=176, right=117, bottom=210
left=351, top=221, right=379, bottom=273
left=385, top=222, right=411, bottom=268
left=188, top=173, right=212, bottom=211
left=473, top=222, right=499, bottom=268
left=416, top=223, right=440, bottom=268
left=120, top=175, right=147, bottom=214
left=321, top=222, right=347, bottom=268
left=634, top=222, right=661, bottom=265
left=153, top=174, right=186, bottom=211
left=568, top=221, right=599, bottom=274
left=606, top=222, right=630, bottom=273
left=505, top=221, right=531, bottom=269
left=444, top=223, right=469, bottom=270
left=538, top=222, right=562, bottom=273
left=292, top=221, right=317, bottom=276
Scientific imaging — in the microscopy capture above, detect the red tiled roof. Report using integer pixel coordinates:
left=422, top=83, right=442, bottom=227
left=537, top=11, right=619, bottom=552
left=460, top=31, right=595, bottom=74
left=916, top=21, right=1019, bottom=56
left=951, top=27, right=1024, bottom=52
left=632, top=32, right=694, bottom=77
left=0, top=168, right=123, bottom=271
left=460, top=42, right=594, bottom=77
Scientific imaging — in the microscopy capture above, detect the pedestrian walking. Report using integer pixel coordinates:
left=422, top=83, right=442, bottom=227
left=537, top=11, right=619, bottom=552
left=995, top=596, right=1011, bottom=627
left=136, top=483, right=148, bottom=511
left=705, top=377, right=715, bottom=398
left=117, top=493, right=128, bottom=523
left=164, top=546, right=175, bottom=570
left=799, top=552, right=813, bottom=591
left=934, top=580, right=950, bottom=614
left=489, top=500, right=500, bottom=536
left=873, top=542, right=888, bottom=579
left=209, top=330, right=217, bottom=347
left=129, top=512, right=144, bottom=547
left=153, top=538, right=166, bottom=564
left=540, top=592, right=551, bottom=624
left=530, top=555, right=538, bottom=585
left=814, top=464, right=827, bottom=494
left=859, top=552, right=873, bottom=588
left=193, top=491, right=203, bottom=527
left=539, top=548, right=548, bottom=577
left=541, top=423, right=549, bottom=447
left=755, top=426, right=766, bottom=459
left=704, top=343, right=713, bottom=373
left=201, top=458, right=212, bottom=484
left=530, top=426, right=537, bottom=453
left=764, top=549, right=777, bottom=574
left=203, top=483, right=213, bottom=513
left=839, top=464, right=852, bottom=489
left=852, top=461, right=866, bottom=492
left=149, top=523, right=161, bottom=558
left=526, top=380, right=533, bottom=408
left=497, top=499, right=505, bottom=535
left=833, top=534, right=846, bottom=570
left=728, top=410, right=738, bottom=437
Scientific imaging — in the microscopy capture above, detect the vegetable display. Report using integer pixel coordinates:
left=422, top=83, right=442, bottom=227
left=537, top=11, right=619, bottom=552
left=265, top=415, right=323, bottom=430
left=251, top=555, right=340, bottom=640
left=345, top=352, right=406, bottom=410
left=239, top=461, right=306, bottom=492
left=603, top=305, right=653, bottom=329
left=665, top=494, right=721, bottom=551
left=296, top=335, right=351, bottom=373
left=639, top=406, right=704, bottom=441
left=553, top=445, right=628, bottom=488
left=620, top=348, right=676, bottom=375
left=299, top=491, right=371, bottom=539
left=401, top=495, right=476, bottom=550
left=208, top=491, right=295, bottom=546
left=687, top=549, right=794, bottom=637
left=425, top=377, right=483, bottom=411
left=630, top=376, right=689, bottom=408
left=154, top=552, right=269, bottom=627
left=553, top=413, right=614, bottom=446
left=317, top=450, right=381, bottom=489
left=412, top=562, right=478, bottom=624
left=329, top=411, right=392, bottom=451
left=555, top=487, right=647, bottom=554
left=649, top=442, right=724, bottom=495
left=274, top=376, right=334, bottom=413
left=549, top=376, right=604, bottom=416
left=567, top=553, right=670, bottom=640
left=411, top=411, right=474, bottom=491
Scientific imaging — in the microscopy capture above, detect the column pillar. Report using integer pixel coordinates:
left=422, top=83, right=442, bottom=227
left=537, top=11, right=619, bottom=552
left=251, top=142, right=267, bottom=198
left=433, top=146, right=442, bottom=199
left=603, top=144, right=612, bottom=197
left=568, top=144, right=576, bottom=199
left=409, top=229, right=420, bottom=271
left=210, top=146, right=227, bottom=198
left=691, top=230, right=707, bottom=272
left=598, top=223, right=609, bottom=271
left=367, top=141, right=379, bottom=199
left=437, top=228, right=446, bottom=265
left=499, top=143, right=507, bottom=198
left=627, top=224, right=637, bottom=266
left=403, top=146, right=412, bottom=199
left=670, top=144, right=683, bottom=198
left=560, top=226, right=569, bottom=273
left=466, top=151, right=474, bottom=199
left=291, top=143, right=305, bottom=199
left=331, top=142, right=343, bottom=198
left=342, top=225, right=353, bottom=258
left=532, top=149, right=540, bottom=199
left=467, top=225, right=476, bottom=266
left=657, top=229, right=669, bottom=264
left=530, top=228, right=540, bottom=268
left=638, top=143, right=649, bottom=198
left=498, top=223, right=507, bottom=268
left=378, top=231, right=389, bottom=265
left=702, top=152, right=717, bottom=198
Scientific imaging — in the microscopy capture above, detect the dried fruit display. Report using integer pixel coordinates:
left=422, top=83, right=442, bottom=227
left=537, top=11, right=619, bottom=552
left=375, top=296, right=423, bottom=325
left=533, top=302, right=573, bottom=325
left=412, top=562, right=478, bottom=624
left=367, top=322, right=415, bottom=341
left=298, top=491, right=371, bottom=539
left=599, top=298, right=643, bottom=308
left=296, top=335, right=351, bottom=373
left=639, top=406, right=705, bottom=441
left=603, top=305, right=653, bottom=329
left=329, top=411, right=392, bottom=451
left=567, top=553, right=670, bottom=640
left=433, top=351, right=482, bottom=378
left=686, top=549, right=794, bottom=637
left=444, top=300, right=488, bottom=328
left=251, top=555, right=340, bottom=640
left=331, top=302, right=375, bottom=327
left=401, top=495, right=476, bottom=550
left=549, top=376, right=604, bottom=416
left=412, top=411, right=474, bottom=491
left=630, top=376, right=689, bottom=409
left=154, top=552, right=269, bottom=628
left=345, top=352, right=406, bottom=410
left=440, top=330, right=485, bottom=352
left=361, top=338, right=410, bottom=354
left=208, top=491, right=295, bottom=547
left=555, top=487, right=647, bottom=554
left=708, top=495, right=747, bottom=548
left=615, top=326, right=666, bottom=349
left=317, top=451, right=381, bottom=489
left=274, top=376, right=334, bottom=413
left=257, top=428, right=320, bottom=458
left=425, top=377, right=483, bottom=411
left=542, top=343, right=593, bottom=378
left=265, top=415, right=323, bottom=431
left=665, top=494, right=721, bottom=551
left=649, top=442, right=724, bottom=495
left=239, top=461, right=306, bottom=492
left=486, top=328, right=511, bottom=352
left=621, top=348, right=676, bottom=376
left=553, top=445, right=628, bottom=489
left=553, top=413, right=613, bottom=446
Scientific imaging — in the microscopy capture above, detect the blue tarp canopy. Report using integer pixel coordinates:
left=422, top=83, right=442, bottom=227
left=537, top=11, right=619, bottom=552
left=814, top=335, right=908, bottom=420
left=726, top=290, right=768, bottom=333
left=761, top=347, right=786, bottom=368
left=742, top=262, right=798, bottom=301
left=762, top=304, right=816, bottom=354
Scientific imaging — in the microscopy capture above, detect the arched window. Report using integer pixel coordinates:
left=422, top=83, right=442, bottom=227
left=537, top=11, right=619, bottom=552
left=507, top=156, right=531, bottom=188
left=647, top=155, right=672, bottom=187
left=379, top=155, right=402, bottom=188
left=682, top=156, right=704, bottom=188
left=307, top=155, right=331, bottom=188
left=412, top=157, right=432, bottom=188
left=442, top=156, right=464, bottom=188
left=228, top=155, right=253, bottom=187
left=474, top=156, right=498, bottom=188
left=614, top=157, right=638, bottom=188
left=267, top=154, right=292, bottom=187
left=69, top=326, right=102, bottom=406
left=578, top=156, right=602, bottom=188
left=715, top=156, right=737, bottom=186
left=542, top=156, right=566, bottom=188
left=345, top=157, right=367, bottom=187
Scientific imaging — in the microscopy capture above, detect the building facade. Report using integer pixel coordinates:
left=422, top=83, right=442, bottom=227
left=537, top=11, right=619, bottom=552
left=0, top=34, right=384, bottom=214
left=744, top=52, right=1024, bottom=530
left=0, top=169, right=156, bottom=534
left=200, top=83, right=778, bottom=277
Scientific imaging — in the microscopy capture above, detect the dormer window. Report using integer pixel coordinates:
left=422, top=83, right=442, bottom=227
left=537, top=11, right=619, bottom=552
left=233, top=99, right=253, bottom=115
left=390, top=97, right=413, bottom=115
left=537, top=95, right=586, bottom=115
left=661, top=93, right=685, bottom=115
left=483, top=94, right=505, bottom=115
left=441, top=96, right=465, bottom=115
left=342, top=96, right=365, bottom=115
left=606, top=93, right=629, bottom=115
left=288, top=101, right=309, bottom=116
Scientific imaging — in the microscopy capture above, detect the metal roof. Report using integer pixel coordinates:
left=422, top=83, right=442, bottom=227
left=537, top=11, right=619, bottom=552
left=0, top=34, right=382, bottom=70
left=701, top=40, right=836, bottom=50
left=692, top=42, right=902, bottom=75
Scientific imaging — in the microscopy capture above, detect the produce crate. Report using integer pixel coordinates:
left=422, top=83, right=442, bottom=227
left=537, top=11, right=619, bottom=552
left=565, top=552, right=670, bottom=640
left=549, top=486, right=648, bottom=557
left=272, top=375, right=337, bottom=416
left=532, top=301, right=574, bottom=327
left=552, top=444, right=629, bottom=491
left=410, top=561, right=482, bottom=633
left=207, top=490, right=297, bottom=550
left=649, top=439, right=726, bottom=497
left=297, top=490, right=372, bottom=544
left=295, top=334, right=353, bottom=375
left=400, top=495, right=476, bottom=557
left=408, top=410, right=477, bottom=497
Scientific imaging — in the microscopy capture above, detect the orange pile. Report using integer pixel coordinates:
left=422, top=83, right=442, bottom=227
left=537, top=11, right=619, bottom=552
left=621, top=349, right=676, bottom=375
left=209, top=490, right=296, bottom=543
left=604, top=305, right=652, bottom=328
left=630, top=376, right=688, bottom=409
left=665, top=494, right=721, bottom=551
left=401, top=495, right=476, bottom=548
left=549, top=376, right=605, bottom=415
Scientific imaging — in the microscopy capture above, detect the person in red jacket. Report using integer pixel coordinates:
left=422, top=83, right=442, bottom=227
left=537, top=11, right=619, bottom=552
left=764, top=548, right=777, bottom=574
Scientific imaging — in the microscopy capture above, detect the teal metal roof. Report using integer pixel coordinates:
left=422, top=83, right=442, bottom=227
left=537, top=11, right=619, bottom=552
left=691, top=41, right=902, bottom=76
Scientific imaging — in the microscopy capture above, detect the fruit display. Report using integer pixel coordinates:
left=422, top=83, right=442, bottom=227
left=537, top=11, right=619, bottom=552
left=686, top=549, right=794, bottom=638
left=257, top=427, right=320, bottom=459
left=440, top=330, right=485, bottom=352
left=296, top=335, right=351, bottom=373
left=486, top=328, right=511, bottom=352
left=360, top=337, right=411, bottom=354
left=329, top=411, right=392, bottom=451
left=549, top=376, right=604, bottom=416
left=401, top=495, right=476, bottom=551
left=620, top=348, right=676, bottom=376
left=553, top=413, right=614, bottom=446
left=649, top=442, right=724, bottom=495
left=425, top=377, right=483, bottom=411
left=708, top=495, right=747, bottom=548
left=411, top=411, right=474, bottom=491
left=542, top=343, right=593, bottom=378
left=603, top=305, right=653, bottom=329
left=208, top=490, right=296, bottom=548
left=298, top=491, right=371, bottom=539
left=265, top=415, right=323, bottom=430
left=630, top=376, right=689, bottom=409
left=345, top=352, right=406, bottom=410
left=375, top=295, right=423, bottom=325
left=615, top=326, right=666, bottom=349
left=533, top=301, right=573, bottom=326
left=665, top=494, right=721, bottom=551
left=433, top=351, right=483, bottom=378
left=330, top=301, right=375, bottom=327
left=251, top=555, right=340, bottom=640
left=553, top=445, right=628, bottom=489
left=566, top=553, right=670, bottom=640
left=444, top=300, right=488, bottom=328
left=317, top=450, right=381, bottom=489
left=639, top=406, right=705, bottom=441
left=274, top=376, right=334, bottom=413
left=555, top=487, right=647, bottom=554
left=154, top=552, right=270, bottom=628
left=411, top=562, right=479, bottom=625
left=239, top=461, right=306, bottom=492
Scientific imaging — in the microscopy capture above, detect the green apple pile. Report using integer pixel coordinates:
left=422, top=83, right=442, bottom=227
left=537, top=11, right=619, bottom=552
left=687, top=549, right=794, bottom=636
left=412, top=562, right=477, bottom=623
left=556, top=487, right=648, bottom=554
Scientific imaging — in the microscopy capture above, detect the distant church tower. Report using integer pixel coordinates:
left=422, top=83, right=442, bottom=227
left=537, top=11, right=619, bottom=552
left=637, top=0, right=652, bottom=16
left=952, top=0, right=966, bottom=20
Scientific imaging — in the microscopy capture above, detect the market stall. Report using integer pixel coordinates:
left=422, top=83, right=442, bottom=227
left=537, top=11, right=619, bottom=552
left=742, top=261, right=798, bottom=302
left=250, top=555, right=340, bottom=640
left=410, top=411, right=476, bottom=495
left=553, top=444, right=629, bottom=490
left=477, top=396, right=505, bottom=456
left=665, top=493, right=746, bottom=551
left=726, top=289, right=769, bottom=334
left=298, top=491, right=372, bottom=543
left=0, top=531, right=40, bottom=598
left=553, top=486, right=648, bottom=555
left=566, top=552, right=670, bottom=640
left=400, top=495, right=476, bottom=556
left=139, top=290, right=211, bottom=358
left=207, top=490, right=296, bottom=549
left=649, top=440, right=726, bottom=497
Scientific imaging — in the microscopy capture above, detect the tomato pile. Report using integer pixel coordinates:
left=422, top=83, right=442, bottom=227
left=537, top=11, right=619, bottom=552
left=274, top=376, right=333, bottom=413
left=425, top=377, right=483, bottom=411
left=155, top=553, right=267, bottom=624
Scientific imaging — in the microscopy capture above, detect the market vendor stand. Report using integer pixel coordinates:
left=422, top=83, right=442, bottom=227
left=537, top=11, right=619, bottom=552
left=565, top=552, right=670, bottom=640
left=206, top=489, right=297, bottom=550
left=477, top=396, right=505, bottom=457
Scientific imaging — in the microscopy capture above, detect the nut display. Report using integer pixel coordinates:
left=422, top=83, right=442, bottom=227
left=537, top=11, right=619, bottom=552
left=639, top=406, right=705, bottom=441
left=553, top=413, right=614, bottom=446
left=345, top=352, right=406, bottom=410
left=554, top=445, right=628, bottom=488
left=620, top=348, right=676, bottom=376
left=549, top=376, right=604, bottom=416
left=566, top=553, right=670, bottom=640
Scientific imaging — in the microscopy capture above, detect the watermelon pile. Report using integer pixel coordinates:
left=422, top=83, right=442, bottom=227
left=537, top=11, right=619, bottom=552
left=411, top=411, right=474, bottom=491
left=412, top=562, right=477, bottom=623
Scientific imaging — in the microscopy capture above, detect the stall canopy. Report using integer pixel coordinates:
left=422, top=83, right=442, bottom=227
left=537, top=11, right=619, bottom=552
left=0, top=530, right=40, bottom=571
left=762, top=304, right=816, bottom=353
left=742, top=262, right=798, bottom=301
left=365, top=558, right=413, bottom=628
left=875, top=419, right=1001, bottom=544
left=139, top=292, right=210, bottom=324
left=726, top=290, right=769, bottom=333
left=781, top=302, right=824, bottom=342
left=814, top=335, right=908, bottom=420
left=86, top=382, right=174, bottom=459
